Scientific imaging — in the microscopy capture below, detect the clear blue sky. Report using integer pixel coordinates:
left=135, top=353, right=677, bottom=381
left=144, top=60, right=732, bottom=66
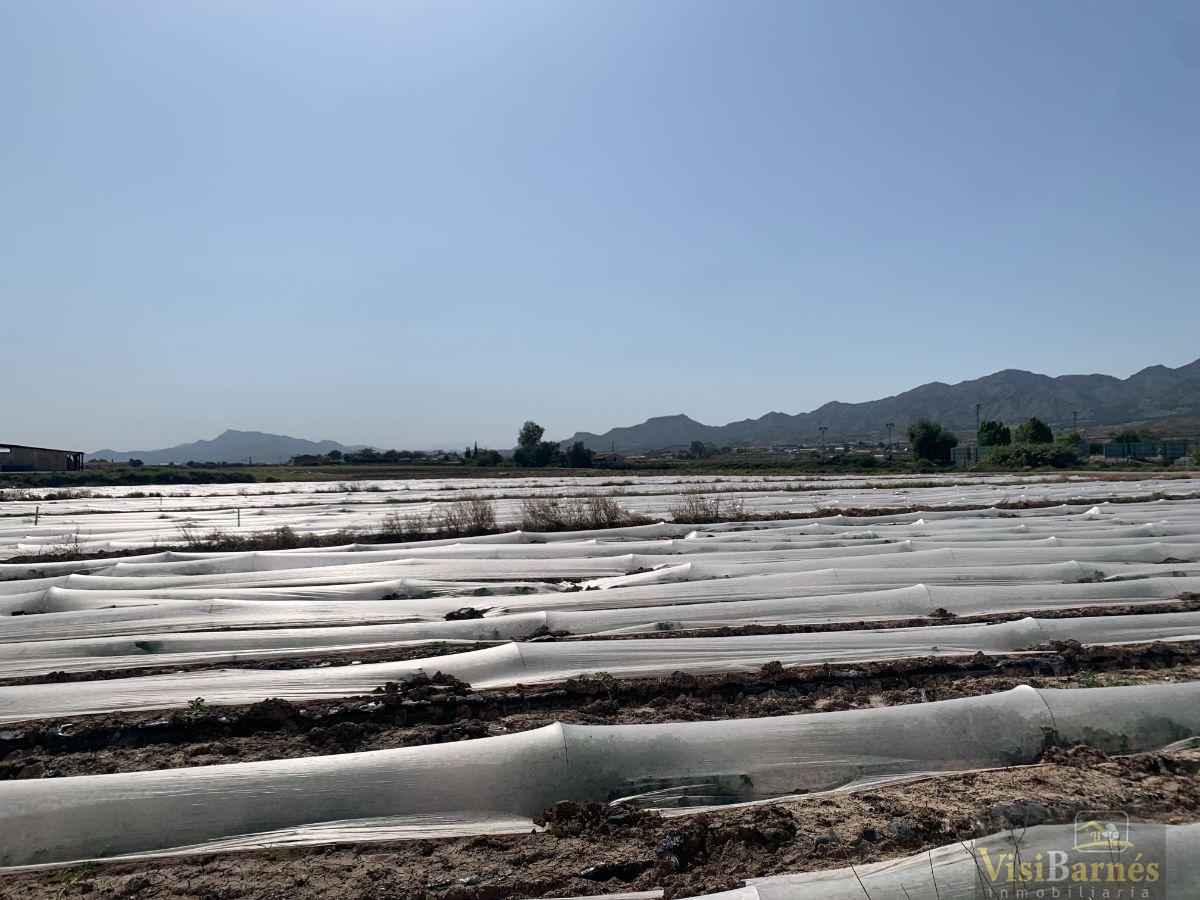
left=3, top=2, right=1198, bottom=452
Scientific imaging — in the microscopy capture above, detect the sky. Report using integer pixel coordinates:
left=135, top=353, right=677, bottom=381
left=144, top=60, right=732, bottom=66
left=3, top=2, right=1199, bottom=452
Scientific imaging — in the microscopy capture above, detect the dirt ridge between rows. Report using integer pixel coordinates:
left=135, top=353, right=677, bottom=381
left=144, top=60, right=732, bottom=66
left=4, top=641, right=1198, bottom=781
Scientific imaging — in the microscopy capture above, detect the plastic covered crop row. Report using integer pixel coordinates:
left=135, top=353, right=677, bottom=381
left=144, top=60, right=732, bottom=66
left=1, top=684, right=1197, bottom=868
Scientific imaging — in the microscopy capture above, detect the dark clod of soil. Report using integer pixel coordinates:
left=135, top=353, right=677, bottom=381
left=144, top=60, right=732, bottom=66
left=537, top=801, right=661, bottom=837
left=988, top=799, right=1049, bottom=828
left=445, top=608, right=489, bottom=621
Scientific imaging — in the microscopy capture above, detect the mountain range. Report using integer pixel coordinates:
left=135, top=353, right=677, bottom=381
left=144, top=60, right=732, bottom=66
left=561, top=358, right=1200, bottom=453
left=83, top=359, right=1200, bottom=462
left=88, top=430, right=365, bottom=464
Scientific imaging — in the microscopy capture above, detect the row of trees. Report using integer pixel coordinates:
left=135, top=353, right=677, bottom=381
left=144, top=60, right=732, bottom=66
left=288, top=423, right=595, bottom=470
left=461, top=445, right=505, bottom=466
left=907, top=415, right=1085, bottom=468
left=977, top=417, right=1054, bottom=447
left=977, top=416, right=1087, bottom=467
left=293, top=448, right=455, bottom=466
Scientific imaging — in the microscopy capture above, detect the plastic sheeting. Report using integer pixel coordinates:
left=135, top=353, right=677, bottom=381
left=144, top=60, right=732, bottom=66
left=4, top=572, right=1196, bottom=643
left=5, top=476, right=1200, bottom=561
left=4, top=611, right=1200, bottom=721
left=1, top=683, right=1197, bottom=868
left=4, top=487, right=1200, bottom=872
left=2, top=578, right=1196, bottom=675
left=582, top=560, right=1122, bottom=592
left=38, top=541, right=1197, bottom=581
left=3, top=499, right=1200, bottom=699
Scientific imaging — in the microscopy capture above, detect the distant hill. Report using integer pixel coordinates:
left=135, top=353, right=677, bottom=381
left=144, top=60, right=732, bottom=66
left=88, top=430, right=366, bottom=465
left=562, top=358, right=1200, bottom=453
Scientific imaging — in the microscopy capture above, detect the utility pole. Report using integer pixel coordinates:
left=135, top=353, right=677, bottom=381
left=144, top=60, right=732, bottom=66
left=885, top=422, right=894, bottom=452
left=818, top=425, right=828, bottom=453
left=1072, top=410, right=1079, bottom=434
left=974, top=403, right=982, bottom=437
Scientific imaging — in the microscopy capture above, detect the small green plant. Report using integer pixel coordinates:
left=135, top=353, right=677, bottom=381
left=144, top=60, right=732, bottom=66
left=49, top=863, right=96, bottom=897
left=171, top=696, right=209, bottom=723
left=593, top=670, right=617, bottom=697
left=1073, top=670, right=1101, bottom=688
left=48, top=864, right=95, bottom=885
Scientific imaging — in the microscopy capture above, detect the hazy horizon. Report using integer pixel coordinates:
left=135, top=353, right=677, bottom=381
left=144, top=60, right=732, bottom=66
left=5, top=2, right=1199, bottom=452
left=70, top=353, right=1200, bottom=454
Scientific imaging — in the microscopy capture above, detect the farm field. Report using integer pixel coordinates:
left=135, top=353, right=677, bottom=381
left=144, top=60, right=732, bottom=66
left=2, top=472, right=1196, bottom=559
left=2, top=473, right=1200, bottom=898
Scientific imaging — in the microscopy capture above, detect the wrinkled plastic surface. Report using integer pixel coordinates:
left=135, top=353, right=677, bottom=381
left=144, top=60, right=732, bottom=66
left=4, top=610, right=1200, bottom=721
left=3, top=579, right=1197, bottom=677
left=1, top=684, right=1198, bottom=867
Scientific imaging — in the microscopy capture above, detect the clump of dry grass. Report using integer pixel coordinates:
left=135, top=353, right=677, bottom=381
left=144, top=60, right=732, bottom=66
left=435, top=495, right=498, bottom=535
left=175, top=524, right=309, bottom=551
left=26, top=488, right=95, bottom=502
left=518, top=494, right=653, bottom=532
left=667, top=490, right=749, bottom=524
left=377, top=495, right=497, bottom=540
left=34, top=533, right=89, bottom=559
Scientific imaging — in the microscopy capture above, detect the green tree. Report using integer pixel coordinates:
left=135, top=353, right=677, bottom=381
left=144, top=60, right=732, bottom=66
left=1057, top=432, right=1085, bottom=453
left=977, top=420, right=1011, bottom=447
left=688, top=440, right=708, bottom=459
left=327, top=449, right=343, bottom=462
left=986, top=439, right=1083, bottom=469
left=514, top=421, right=562, bottom=467
left=517, top=421, right=545, bottom=448
left=515, top=442, right=562, bottom=467
left=565, top=441, right=595, bottom=468
left=1111, top=428, right=1140, bottom=444
left=906, top=418, right=959, bottom=463
left=128, top=458, right=144, bottom=468
left=476, top=449, right=503, bottom=467
left=1013, top=417, right=1053, bottom=444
